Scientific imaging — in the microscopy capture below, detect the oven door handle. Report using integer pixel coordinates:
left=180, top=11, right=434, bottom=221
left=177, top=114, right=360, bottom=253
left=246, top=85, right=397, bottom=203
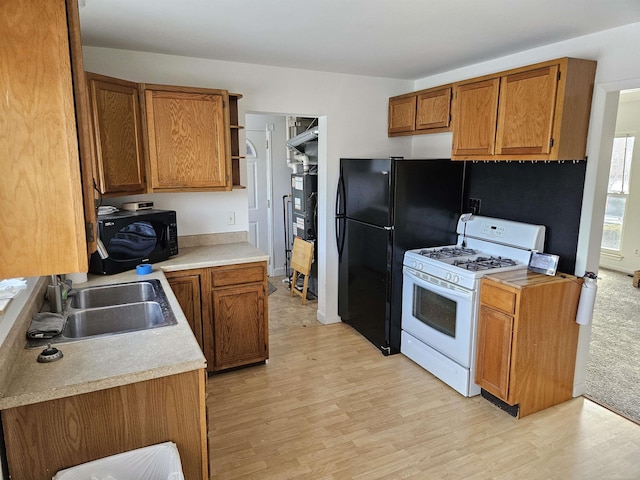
left=404, top=268, right=475, bottom=302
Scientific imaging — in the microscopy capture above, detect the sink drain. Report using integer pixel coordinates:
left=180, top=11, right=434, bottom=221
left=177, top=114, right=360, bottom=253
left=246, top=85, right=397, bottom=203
left=37, top=344, right=63, bottom=363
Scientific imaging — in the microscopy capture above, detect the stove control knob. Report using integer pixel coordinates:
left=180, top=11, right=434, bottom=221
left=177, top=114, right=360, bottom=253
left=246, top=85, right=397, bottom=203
left=411, top=261, right=417, bottom=268
left=417, top=263, right=423, bottom=271
left=453, top=275, right=459, bottom=283
left=445, top=272, right=452, bottom=281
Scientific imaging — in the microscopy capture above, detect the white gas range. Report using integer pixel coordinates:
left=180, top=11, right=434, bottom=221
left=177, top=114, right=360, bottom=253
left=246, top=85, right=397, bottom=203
left=400, top=215, right=545, bottom=396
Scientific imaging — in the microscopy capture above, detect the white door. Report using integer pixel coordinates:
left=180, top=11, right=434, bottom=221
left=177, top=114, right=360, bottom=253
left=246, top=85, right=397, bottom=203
left=246, top=129, right=271, bottom=267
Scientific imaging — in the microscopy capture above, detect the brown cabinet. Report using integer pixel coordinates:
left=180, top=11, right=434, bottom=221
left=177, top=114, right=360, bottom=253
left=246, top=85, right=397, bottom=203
left=475, top=270, right=582, bottom=418
left=86, top=72, right=147, bottom=196
left=0, top=0, right=89, bottom=278
left=388, top=86, right=452, bottom=136
left=167, top=262, right=269, bottom=373
left=452, top=58, right=596, bottom=161
left=388, top=95, right=417, bottom=135
left=142, top=84, right=231, bottom=192
left=166, top=270, right=205, bottom=349
left=416, top=87, right=452, bottom=132
left=2, top=370, right=208, bottom=480
left=211, top=263, right=268, bottom=370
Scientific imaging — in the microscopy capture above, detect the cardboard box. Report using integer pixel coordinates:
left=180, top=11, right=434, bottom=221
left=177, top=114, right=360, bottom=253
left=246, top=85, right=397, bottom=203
left=633, top=270, right=640, bottom=288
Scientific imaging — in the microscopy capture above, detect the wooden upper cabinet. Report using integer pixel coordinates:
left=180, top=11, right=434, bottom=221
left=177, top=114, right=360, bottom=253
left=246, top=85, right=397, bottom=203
left=451, top=78, right=500, bottom=157
left=1, top=0, right=88, bottom=278
left=496, top=65, right=559, bottom=156
left=452, top=57, right=597, bottom=161
left=388, top=85, right=452, bottom=137
left=388, top=95, right=417, bottom=135
left=86, top=73, right=146, bottom=196
left=143, top=85, right=231, bottom=192
left=416, top=87, right=452, bottom=132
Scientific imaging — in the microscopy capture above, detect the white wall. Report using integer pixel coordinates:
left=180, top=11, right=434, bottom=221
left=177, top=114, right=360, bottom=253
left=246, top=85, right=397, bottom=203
left=408, top=21, right=640, bottom=396
left=83, top=47, right=414, bottom=324
left=599, top=96, right=640, bottom=273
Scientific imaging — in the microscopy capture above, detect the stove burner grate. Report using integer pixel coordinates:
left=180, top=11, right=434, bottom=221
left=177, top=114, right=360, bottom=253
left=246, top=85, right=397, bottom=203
left=419, top=247, right=477, bottom=259
left=453, top=256, right=518, bottom=271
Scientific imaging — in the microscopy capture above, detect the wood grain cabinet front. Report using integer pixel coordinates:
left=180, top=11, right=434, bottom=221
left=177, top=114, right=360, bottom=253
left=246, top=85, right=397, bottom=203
left=452, top=57, right=596, bottom=161
left=415, top=86, right=452, bottom=133
left=1, top=370, right=209, bottom=480
left=388, top=95, right=417, bottom=135
left=166, top=270, right=205, bottom=350
left=167, top=262, right=269, bottom=373
left=86, top=72, right=147, bottom=196
left=142, top=85, right=231, bottom=192
left=475, top=270, right=582, bottom=418
left=388, top=85, right=452, bottom=137
left=0, top=0, right=89, bottom=278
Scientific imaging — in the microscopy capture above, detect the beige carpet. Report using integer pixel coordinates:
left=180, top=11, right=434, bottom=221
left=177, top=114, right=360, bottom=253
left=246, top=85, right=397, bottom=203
left=585, top=268, right=640, bottom=423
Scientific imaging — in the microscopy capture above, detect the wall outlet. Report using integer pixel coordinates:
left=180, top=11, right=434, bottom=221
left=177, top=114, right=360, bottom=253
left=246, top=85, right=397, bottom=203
left=226, top=212, right=235, bottom=225
left=635, top=249, right=640, bottom=257
left=468, top=198, right=481, bottom=215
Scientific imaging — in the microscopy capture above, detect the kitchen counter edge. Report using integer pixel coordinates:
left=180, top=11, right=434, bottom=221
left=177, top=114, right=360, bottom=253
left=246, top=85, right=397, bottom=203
left=0, top=242, right=268, bottom=410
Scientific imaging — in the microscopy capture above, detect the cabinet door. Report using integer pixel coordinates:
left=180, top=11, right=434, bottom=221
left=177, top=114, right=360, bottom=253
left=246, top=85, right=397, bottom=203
left=1, top=0, right=87, bottom=278
left=451, top=78, right=500, bottom=157
left=87, top=73, right=146, bottom=195
left=495, top=65, right=559, bottom=156
left=416, top=87, right=451, bottom=131
left=212, top=283, right=267, bottom=370
left=167, top=273, right=204, bottom=349
left=388, top=96, right=416, bottom=135
left=475, top=305, right=514, bottom=401
left=144, top=88, right=230, bottom=191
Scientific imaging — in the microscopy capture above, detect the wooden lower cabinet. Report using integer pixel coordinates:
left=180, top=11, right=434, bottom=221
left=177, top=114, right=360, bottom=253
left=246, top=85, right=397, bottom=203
left=166, top=270, right=205, bottom=349
left=1, top=370, right=208, bottom=480
left=475, top=270, right=582, bottom=418
left=167, top=261, right=269, bottom=373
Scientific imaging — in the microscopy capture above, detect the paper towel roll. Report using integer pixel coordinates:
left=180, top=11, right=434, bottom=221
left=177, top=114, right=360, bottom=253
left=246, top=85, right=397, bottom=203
left=576, top=277, right=597, bottom=325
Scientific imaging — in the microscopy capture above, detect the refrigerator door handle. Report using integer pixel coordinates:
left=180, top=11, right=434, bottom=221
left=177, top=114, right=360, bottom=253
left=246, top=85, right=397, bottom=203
left=335, top=216, right=345, bottom=259
left=335, top=173, right=346, bottom=217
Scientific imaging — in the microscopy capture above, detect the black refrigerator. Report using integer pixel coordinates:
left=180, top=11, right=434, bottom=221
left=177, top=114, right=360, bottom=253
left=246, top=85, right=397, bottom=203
left=336, top=158, right=465, bottom=355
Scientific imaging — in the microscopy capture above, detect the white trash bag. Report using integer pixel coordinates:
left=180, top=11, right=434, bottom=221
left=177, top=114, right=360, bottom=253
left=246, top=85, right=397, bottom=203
left=52, top=442, right=184, bottom=480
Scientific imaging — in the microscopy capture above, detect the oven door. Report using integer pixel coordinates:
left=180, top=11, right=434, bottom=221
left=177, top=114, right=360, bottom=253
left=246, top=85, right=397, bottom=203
left=401, top=266, right=475, bottom=367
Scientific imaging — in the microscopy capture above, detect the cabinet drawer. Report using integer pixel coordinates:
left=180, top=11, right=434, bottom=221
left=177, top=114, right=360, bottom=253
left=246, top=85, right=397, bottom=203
left=481, top=282, right=516, bottom=314
left=211, top=263, right=265, bottom=287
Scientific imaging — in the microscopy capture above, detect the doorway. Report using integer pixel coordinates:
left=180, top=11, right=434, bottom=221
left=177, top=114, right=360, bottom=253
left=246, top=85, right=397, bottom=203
left=245, top=113, right=320, bottom=293
left=585, top=87, right=640, bottom=423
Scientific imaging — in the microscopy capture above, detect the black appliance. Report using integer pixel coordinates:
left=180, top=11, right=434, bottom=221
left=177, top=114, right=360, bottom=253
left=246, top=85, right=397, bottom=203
left=90, top=209, right=178, bottom=275
left=291, top=172, right=318, bottom=296
left=335, top=158, right=465, bottom=355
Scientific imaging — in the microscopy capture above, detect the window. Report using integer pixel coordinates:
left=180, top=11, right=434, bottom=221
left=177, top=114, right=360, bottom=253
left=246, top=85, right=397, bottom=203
left=602, top=135, right=634, bottom=250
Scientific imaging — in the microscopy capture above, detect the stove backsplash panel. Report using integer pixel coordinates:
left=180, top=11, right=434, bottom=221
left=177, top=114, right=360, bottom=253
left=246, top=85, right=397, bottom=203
left=463, top=161, right=587, bottom=274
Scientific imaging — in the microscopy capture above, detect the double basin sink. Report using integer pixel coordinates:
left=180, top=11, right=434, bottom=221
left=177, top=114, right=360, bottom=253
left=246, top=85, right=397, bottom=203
left=27, top=279, right=177, bottom=348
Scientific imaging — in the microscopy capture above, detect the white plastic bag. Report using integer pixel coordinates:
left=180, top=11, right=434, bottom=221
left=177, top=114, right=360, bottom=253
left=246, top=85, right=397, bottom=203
left=52, top=442, right=184, bottom=480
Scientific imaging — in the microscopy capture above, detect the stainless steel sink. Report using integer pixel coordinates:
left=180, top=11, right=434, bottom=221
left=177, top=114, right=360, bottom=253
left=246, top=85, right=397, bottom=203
left=62, top=301, right=170, bottom=338
left=70, top=281, right=155, bottom=308
left=27, top=279, right=177, bottom=348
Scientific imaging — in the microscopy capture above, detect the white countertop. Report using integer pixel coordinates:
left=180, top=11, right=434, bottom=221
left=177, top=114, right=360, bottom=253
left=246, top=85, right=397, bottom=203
left=0, top=242, right=268, bottom=410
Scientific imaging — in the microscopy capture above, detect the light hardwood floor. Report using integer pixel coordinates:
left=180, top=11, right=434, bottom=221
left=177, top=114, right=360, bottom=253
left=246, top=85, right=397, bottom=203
left=207, top=282, right=640, bottom=479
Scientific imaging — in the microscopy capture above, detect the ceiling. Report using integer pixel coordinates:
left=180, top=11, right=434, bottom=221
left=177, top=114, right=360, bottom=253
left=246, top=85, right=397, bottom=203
left=79, top=0, right=640, bottom=80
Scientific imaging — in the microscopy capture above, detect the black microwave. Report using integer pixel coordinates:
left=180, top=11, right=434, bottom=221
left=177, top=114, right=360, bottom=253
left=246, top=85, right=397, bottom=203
left=89, top=209, right=178, bottom=275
